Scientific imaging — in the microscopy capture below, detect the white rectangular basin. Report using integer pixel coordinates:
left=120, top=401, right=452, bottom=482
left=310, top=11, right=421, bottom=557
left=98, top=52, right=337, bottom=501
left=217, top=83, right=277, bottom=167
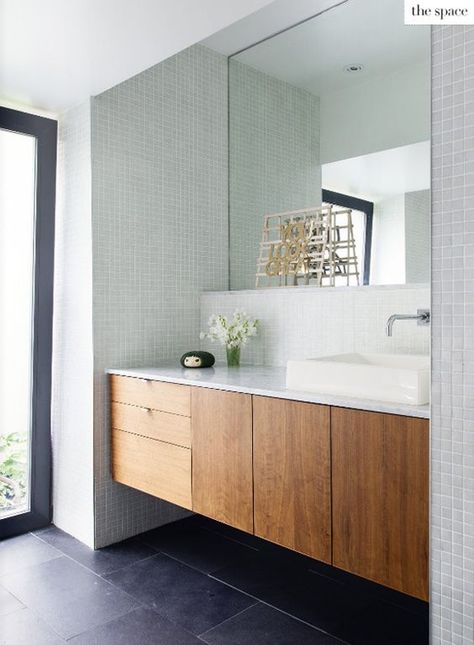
left=286, top=353, right=430, bottom=405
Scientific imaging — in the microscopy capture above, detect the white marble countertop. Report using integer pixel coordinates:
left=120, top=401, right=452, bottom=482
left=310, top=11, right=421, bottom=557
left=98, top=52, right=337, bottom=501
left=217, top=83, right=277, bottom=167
left=107, top=364, right=430, bottom=419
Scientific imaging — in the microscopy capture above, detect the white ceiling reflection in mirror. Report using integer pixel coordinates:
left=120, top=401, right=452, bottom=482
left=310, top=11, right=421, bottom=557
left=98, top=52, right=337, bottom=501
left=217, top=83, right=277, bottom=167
left=213, top=0, right=431, bottom=291
left=322, top=142, right=430, bottom=202
left=229, top=0, right=428, bottom=97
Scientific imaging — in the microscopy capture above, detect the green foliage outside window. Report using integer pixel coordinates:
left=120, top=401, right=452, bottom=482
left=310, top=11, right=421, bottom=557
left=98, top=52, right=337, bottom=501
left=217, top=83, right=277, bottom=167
left=0, top=432, right=28, bottom=510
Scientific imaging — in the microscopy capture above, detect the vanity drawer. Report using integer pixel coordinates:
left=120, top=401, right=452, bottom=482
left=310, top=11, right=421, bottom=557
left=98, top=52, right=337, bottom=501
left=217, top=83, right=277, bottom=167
left=111, top=401, right=191, bottom=448
left=111, top=429, right=192, bottom=509
left=110, top=375, right=190, bottom=417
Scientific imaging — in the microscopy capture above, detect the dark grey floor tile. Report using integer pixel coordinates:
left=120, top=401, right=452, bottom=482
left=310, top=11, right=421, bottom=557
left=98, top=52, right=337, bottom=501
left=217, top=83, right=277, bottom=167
left=338, top=600, right=429, bottom=645
left=201, top=603, right=342, bottom=645
left=0, top=521, right=428, bottom=645
left=0, top=607, right=65, bottom=644
left=105, top=553, right=256, bottom=635
left=0, top=583, right=24, bottom=616
left=1, top=555, right=101, bottom=599
left=0, top=533, right=61, bottom=576
left=325, top=569, right=429, bottom=618
left=69, top=606, right=202, bottom=645
left=196, top=515, right=427, bottom=620
left=140, top=520, right=256, bottom=574
left=212, top=552, right=370, bottom=639
left=34, top=525, right=157, bottom=575
left=36, top=586, right=141, bottom=640
left=1, top=556, right=140, bottom=639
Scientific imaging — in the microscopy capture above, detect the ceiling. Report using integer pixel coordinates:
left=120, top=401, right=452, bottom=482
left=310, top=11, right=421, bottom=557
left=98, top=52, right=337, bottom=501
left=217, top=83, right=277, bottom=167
left=0, top=0, right=278, bottom=114
left=322, top=141, right=431, bottom=201
left=0, top=0, right=430, bottom=115
left=203, top=0, right=347, bottom=56
left=223, top=0, right=430, bottom=96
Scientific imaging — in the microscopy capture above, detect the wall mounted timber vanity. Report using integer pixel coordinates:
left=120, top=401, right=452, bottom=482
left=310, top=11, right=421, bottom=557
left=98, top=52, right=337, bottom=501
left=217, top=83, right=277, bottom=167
left=108, top=365, right=429, bottom=601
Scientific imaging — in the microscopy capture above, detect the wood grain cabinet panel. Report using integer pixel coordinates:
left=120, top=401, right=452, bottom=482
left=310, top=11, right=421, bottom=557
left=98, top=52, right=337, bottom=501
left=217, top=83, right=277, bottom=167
left=111, top=401, right=191, bottom=448
left=111, top=429, right=192, bottom=509
left=331, top=407, right=429, bottom=600
left=110, top=375, right=190, bottom=416
left=253, top=396, right=331, bottom=563
left=192, top=388, right=253, bottom=532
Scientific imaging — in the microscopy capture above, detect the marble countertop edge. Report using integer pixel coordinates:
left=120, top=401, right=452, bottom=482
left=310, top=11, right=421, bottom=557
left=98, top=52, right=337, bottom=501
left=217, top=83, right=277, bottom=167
left=106, top=364, right=430, bottom=420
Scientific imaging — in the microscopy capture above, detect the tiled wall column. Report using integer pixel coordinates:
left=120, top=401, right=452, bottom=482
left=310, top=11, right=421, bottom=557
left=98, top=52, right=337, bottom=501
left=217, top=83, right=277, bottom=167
left=431, top=25, right=474, bottom=645
left=91, top=45, right=228, bottom=547
left=52, top=102, right=94, bottom=547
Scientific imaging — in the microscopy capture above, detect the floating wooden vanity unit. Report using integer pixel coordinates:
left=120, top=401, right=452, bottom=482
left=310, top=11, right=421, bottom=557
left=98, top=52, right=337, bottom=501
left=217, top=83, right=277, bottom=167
left=109, top=371, right=429, bottom=601
left=110, top=376, right=192, bottom=509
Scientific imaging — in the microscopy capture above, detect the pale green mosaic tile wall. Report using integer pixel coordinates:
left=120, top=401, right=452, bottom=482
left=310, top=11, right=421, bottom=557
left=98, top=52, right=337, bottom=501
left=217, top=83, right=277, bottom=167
left=229, top=59, right=321, bottom=290
left=431, top=25, right=474, bottom=645
left=405, top=189, right=430, bottom=284
left=91, top=44, right=228, bottom=547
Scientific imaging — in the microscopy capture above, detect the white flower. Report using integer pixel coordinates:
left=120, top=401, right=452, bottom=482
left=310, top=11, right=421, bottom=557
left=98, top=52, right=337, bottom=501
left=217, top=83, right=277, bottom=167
left=200, top=310, right=259, bottom=348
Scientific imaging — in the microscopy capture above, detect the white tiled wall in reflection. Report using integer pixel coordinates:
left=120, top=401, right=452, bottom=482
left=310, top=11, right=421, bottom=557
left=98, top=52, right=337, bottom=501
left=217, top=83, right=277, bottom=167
left=91, top=44, right=228, bottom=547
left=200, top=285, right=430, bottom=366
left=405, top=189, right=431, bottom=284
left=431, top=25, right=474, bottom=645
left=229, top=59, right=321, bottom=291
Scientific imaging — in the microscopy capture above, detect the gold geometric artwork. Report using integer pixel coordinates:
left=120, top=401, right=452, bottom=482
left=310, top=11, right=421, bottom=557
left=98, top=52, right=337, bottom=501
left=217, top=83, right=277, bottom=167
left=265, top=221, right=308, bottom=278
left=256, top=204, right=360, bottom=288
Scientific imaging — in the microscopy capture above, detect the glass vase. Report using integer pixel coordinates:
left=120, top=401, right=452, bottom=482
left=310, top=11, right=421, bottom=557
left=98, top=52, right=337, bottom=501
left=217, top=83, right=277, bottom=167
left=226, top=345, right=241, bottom=367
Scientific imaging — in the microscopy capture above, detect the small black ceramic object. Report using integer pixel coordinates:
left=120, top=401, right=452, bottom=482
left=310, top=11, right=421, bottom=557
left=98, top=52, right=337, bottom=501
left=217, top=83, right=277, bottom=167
left=180, top=351, right=215, bottom=368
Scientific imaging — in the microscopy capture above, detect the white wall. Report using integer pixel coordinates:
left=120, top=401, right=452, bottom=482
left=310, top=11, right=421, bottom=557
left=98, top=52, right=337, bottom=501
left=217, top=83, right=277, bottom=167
left=1, top=0, right=276, bottom=112
left=52, top=102, right=94, bottom=547
left=370, top=195, right=406, bottom=286
left=320, top=60, right=431, bottom=164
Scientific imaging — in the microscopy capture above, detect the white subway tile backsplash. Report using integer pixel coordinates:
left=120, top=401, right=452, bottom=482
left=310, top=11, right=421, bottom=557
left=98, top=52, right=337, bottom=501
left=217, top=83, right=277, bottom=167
left=200, top=285, right=430, bottom=366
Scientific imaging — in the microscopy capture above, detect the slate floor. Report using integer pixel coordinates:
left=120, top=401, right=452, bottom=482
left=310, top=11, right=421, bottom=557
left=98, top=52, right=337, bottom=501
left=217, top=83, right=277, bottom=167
left=0, top=515, right=429, bottom=644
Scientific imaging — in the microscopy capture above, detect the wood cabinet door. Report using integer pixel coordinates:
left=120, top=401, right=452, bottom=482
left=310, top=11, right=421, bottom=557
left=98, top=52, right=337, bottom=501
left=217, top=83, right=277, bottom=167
left=253, top=396, right=331, bottom=563
left=192, top=388, right=253, bottom=532
left=332, top=407, right=429, bottom=600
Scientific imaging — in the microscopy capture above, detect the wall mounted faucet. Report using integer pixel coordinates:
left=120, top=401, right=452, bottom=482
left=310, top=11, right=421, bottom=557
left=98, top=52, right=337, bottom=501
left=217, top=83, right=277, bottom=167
left=386, top=309, right=431, bottom=337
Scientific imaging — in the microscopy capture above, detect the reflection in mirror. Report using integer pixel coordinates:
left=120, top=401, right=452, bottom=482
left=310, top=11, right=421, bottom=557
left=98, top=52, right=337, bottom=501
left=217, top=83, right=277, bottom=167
left=228, top=0, right=430, bottom=290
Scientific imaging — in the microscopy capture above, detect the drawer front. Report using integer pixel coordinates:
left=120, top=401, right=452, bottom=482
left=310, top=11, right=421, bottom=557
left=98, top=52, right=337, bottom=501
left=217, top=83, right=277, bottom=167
left=110, top=375, right=190, bottom=416
left=111, top=429, right=192, bottom=509
left=111, top=402, right=191, bottom=448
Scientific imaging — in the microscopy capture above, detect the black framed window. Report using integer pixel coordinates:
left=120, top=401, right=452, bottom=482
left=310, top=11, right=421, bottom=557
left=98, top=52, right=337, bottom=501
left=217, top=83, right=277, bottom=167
left=322, top=189, right=374, bottom=286
left=0, top=107, right=57, bottom=538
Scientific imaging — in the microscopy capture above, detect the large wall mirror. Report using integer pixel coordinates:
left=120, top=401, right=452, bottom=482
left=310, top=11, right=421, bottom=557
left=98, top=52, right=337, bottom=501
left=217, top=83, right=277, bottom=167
left=228, top=0, right=431, bottom=290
